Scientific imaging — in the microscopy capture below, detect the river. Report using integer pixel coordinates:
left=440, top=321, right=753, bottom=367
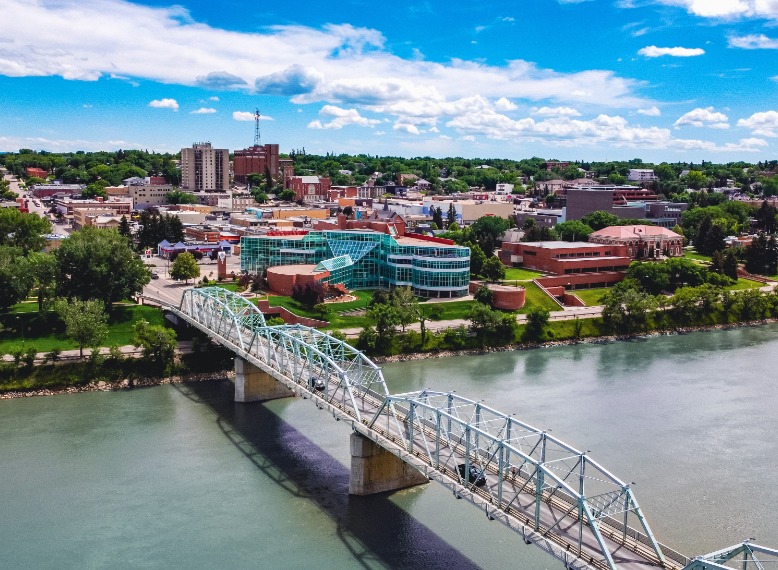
left=1, top=324, right=777, bottom=569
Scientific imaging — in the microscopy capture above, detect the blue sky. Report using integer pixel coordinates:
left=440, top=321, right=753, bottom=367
left=2, top=0, right=778, bottom=162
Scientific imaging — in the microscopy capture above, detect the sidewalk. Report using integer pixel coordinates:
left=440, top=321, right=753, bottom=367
left=337, top=306, right=604, bottom=337
left=1, top=341, right=194, bottom=365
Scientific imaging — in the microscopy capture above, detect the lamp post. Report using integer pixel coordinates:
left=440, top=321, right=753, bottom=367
left=16, top=316, right=24, bottom=344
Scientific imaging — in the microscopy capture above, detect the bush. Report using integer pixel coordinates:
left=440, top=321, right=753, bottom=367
left=474, top=285, right=494, bottom=306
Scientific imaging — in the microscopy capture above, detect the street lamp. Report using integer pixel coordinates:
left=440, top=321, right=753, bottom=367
left=16, top=316, right=24, bottom=344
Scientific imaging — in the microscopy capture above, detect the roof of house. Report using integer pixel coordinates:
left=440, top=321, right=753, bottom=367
left=589, top=225, right=682, bottom=239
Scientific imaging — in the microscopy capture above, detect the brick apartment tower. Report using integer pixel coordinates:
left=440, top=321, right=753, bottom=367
left=180, top=142, right=229, bottom=191
left=233, top=144, right=280, bottom=184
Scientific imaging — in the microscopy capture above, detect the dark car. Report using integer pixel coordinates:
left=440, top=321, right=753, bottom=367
left=456, top=463, right=486, bottom=487
left=308, top=376, right=326, bottom=392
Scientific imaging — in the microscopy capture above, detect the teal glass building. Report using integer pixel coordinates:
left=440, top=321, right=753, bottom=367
left=241, top=230, right=471, bottom=298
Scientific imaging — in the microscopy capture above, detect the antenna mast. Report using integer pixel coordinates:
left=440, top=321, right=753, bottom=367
left=253, top=108, right=262, bottom=146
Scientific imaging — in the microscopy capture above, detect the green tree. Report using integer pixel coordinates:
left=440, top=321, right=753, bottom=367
left=0, top=208, right=51, bottom=253
left=165, top=189, right=198, bottom=205
left=446, top=203, right=457, bottom=228
left=473, top=284, right=494, bottom=306
left=481, top=256, right=506, bottom=282
left=0, top=246, right=34, bottom=311
left=523, top=307, right=550, bottom=343
left=278, top=189, right=296, bottom=201
left=580, top=211, right=620, bottom=231
left=170, top=251, right=200, bottom=283
left=54, top=227, right=151, bottom=310
left=54, top=298, right=108, bottom=358
left=132, top=319, right=178, bottom=374
left=27, top=251, right=57, bottom=311
left=432, top=207, right=444, bottom=230
left=469, top=244, right=487, bottom=277
left=555, top=220, right=594, bottom=242
left=367, top=303, right=399, bottom=354
left=390, top=286, right=418, bottom=332
left=468, top=304, right=517, bottom=347
left=470, top=216, right=511, bottom=255
left=118, top=215, right=132, bottom=240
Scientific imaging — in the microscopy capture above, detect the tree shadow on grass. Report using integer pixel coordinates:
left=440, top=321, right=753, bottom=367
left=178, top=379, right=480, bottom=570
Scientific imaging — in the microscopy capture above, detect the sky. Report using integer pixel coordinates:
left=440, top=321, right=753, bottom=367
left=1, top=0, right=778, bottom=163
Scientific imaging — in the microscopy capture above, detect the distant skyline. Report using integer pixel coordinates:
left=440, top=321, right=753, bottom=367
left=2, top=0, right=778, bottom=162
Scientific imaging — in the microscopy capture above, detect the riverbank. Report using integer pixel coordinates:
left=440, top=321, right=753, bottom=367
left=3, top=317, right=775, bottom=399
left=371, top=317, right=778, bottom=363
left=0, top=370, right=233, bottom=399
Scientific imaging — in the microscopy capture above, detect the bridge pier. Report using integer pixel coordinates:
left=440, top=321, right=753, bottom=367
left=349, top=432, right=428, bottom=495
left=234, top=357, right=294, bottom=402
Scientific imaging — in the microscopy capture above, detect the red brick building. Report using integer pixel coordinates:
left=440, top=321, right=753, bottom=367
left=499, top=241, right=631, bottom=275
left=26, top=167, right=47, bottom=179
left=588, top=225, right=683, bottom=258
left=233, top=144, right=280, bottom=184
left=289, top=176, right=332, bottom=204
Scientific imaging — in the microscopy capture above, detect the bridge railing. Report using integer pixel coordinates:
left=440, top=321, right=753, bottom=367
left=177, top=288, right=389, bottom=423
left=370, top=390, right=670, bottom=570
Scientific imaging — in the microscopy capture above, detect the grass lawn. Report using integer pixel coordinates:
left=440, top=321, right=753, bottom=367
left=518, top=282, right=562, bottom=314
left=574, top=287, right=612, bottom=306
left=684, top=249, right=712, bottom=263
left=727, top=278, right=764, bottom=291
left=209, top=282, right=243, bottom=293
left=0, top=304, right=167, bottom=354
left=265, top=290, right=375, bottom=329
left=419, top=300, right=476, bottom=321
left=503, top=267, right=544, bottom=281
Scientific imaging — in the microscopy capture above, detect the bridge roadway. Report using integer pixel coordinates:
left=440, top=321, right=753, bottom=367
left=155, top=287, right=692, bottom=570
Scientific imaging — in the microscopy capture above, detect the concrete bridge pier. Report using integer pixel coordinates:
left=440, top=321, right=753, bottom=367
left=234, top=357, right=294, bottom=402
left=349, top=432, right=428, bottom=495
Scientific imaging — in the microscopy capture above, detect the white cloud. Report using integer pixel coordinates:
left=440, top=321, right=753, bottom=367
left=148, top=98, right=179, bottom=111
left=532, top=106, right=581, bottom=117
left=441, top=108, right=762, bottom=152
left=394, top=122, right=421, bottom=135
left=737, top=110, right=778, bottom=136
left=639, top=45, right=705, bottom=57
left=191, top=107, right=216, bottom=114
left=307, top=105, right=380, bottom=129
left=82, top=104, right=93, bottom=108
left=494, top=97, right=518, bottom=111
left=674, top=107, right=729, bottom=128
left=0, top=0, right=649, bottom=119
left=209, top=96, right=220, bottom=101
left=232, top=111, right=274, bottom=121
left=728, top=34, right=778, bottom=48
left=0, top=135, right=143, bottom=152
left=651, top=0, right=778, bottom=20
left=638, top=106, right=661, bottom=116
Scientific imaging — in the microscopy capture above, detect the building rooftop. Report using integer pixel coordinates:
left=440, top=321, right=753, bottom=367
left=524, top=241, right=613, bottom=249
left=590, top=225, right=682, bottom=239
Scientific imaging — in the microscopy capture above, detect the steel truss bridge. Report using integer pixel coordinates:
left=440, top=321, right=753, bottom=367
left=157, top=287, right=771, bottom=570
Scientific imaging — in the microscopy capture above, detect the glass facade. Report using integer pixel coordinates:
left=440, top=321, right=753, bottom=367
left=241, top=230, right=471, bottom=298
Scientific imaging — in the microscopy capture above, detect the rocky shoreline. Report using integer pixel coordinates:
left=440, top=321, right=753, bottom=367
left=0, top=371, right=234, bottom=400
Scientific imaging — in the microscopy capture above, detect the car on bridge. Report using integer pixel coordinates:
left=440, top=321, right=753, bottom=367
left=456, top=463, right=486, bottom=487
left=308, top=376, right=326, bottom=392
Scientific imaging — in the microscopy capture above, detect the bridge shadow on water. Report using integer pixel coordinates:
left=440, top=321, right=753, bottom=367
left=177, top=379, right=482, bottom=570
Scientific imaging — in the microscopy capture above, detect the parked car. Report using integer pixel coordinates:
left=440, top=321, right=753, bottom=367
left=150, top=272, right=159, bottom=280
left=308, top=376, right=326, bottom=392
left=456, top=463, right=486, bottom=487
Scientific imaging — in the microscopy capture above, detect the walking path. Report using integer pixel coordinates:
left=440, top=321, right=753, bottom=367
left=1, top=341, right=194, bottom=365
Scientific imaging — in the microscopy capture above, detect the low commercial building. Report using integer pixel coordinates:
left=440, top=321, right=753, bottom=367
left=499, top=241, right=631, bottom=275
left=241, top=228, right=471, bottom=298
